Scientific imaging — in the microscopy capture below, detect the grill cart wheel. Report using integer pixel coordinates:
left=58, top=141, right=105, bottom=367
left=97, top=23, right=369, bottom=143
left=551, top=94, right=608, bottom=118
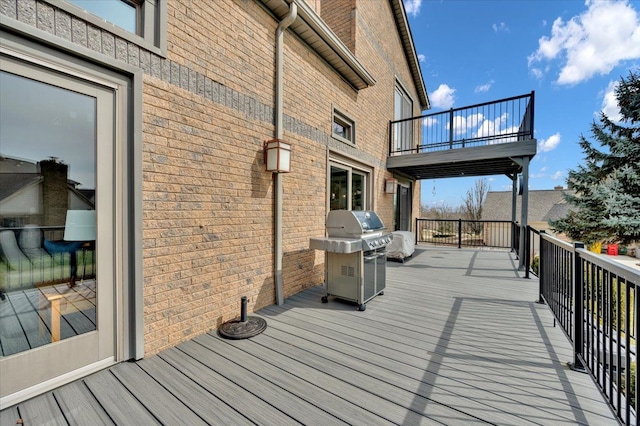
left=321, top=296, right=328, bottom=303
left=358, top=304, right=366, bottom=311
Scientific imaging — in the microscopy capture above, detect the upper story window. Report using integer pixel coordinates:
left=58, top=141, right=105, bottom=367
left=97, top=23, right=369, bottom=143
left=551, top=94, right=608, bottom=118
left=394, top=83, right=414, bottom=153
left=58, top=0, right=166, bottom=55
left=332, top=108, right=356, bottom=145
left=68, top=0, right=139, bottom=34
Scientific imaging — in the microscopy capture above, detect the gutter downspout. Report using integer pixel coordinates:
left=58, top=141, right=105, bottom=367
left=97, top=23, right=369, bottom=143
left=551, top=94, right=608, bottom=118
left=274, top=1, right=297, bottom=305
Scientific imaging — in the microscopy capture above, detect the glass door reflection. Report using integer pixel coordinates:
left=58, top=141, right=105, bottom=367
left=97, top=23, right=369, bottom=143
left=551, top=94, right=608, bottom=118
left=0, top=71, right=97, bottom=356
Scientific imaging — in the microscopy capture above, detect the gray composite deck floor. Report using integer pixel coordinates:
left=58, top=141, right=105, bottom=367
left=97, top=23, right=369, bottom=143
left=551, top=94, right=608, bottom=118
left=0, top=247, right=619, bottom=425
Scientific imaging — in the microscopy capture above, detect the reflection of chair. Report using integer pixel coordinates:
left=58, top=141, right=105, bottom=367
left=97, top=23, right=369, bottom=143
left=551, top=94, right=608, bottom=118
left=0, top=230, right=31, bottom=299
left=20, top=225, right=53, bottom=269
left=0, top=228, right=74, bottom=294
left=0, top=230, right=30, bottom=270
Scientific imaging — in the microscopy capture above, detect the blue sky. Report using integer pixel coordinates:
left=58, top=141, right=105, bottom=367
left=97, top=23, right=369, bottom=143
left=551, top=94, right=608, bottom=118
left=403, top=0, right=640, bottom=209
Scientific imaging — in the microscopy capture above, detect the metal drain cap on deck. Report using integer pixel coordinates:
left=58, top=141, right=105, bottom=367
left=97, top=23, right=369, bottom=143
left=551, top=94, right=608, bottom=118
left=218, top=316, right=267, bottom=340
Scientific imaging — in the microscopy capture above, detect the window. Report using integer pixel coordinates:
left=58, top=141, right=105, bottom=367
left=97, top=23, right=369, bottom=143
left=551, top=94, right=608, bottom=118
left=394, top=183, right=412, bottom=231
left=329, top=161, right=370, bottom=211
left=332, top=109, right=355, bottom=144
left=394, top=83, right=414, bottom=153
left=59, top=0, right=166, bottom=54
left=67, top=0, right=138, bottom=34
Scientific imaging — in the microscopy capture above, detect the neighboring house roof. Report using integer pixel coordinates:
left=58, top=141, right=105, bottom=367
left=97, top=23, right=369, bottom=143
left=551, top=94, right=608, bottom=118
left=0, top=156, right=38, bottom=173
left=482, top=188, right=574, bottom=223
left=1, top=156, right=95, bottom=211
left=0, top=173, right=42, bottom=203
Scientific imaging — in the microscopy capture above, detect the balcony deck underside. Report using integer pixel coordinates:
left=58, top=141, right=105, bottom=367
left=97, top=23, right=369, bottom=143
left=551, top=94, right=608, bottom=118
left=387, top=139, right=537, bottom=180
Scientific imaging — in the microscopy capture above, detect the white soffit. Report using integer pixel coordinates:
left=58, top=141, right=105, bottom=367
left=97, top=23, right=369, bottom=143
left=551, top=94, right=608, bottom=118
left=260, top=0, right=375, bottom=90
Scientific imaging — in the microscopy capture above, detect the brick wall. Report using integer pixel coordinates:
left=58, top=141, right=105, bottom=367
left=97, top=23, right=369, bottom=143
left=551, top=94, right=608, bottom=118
left=321, top=0, right=356, bottom=52
left=1, top=0, right=425, bottom=355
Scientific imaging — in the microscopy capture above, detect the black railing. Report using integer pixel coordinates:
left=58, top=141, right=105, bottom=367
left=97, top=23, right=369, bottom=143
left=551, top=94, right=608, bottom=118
left=414, top=220, right=638, bottom=422
left=390, top=92, right=535, bottom=156
left=538, top=232, right=638, bottom=425
left=523, top=226, right=542, bottom=278
left=415, top=218, right=516, bottom=249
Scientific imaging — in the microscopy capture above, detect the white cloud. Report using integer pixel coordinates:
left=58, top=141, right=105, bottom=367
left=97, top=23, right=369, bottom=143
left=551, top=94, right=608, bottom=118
left=474, top=80, right=494, bottom=93
left=418, top=53, right=426, bottom=63
left=529, top=67, right=543, bottom=80
left=423, top=116, right=438, bottom=127
left=444, top=112, right=520, bottom=142
left=492, top=22, right=509, bottom=33
left=430, top=84, right=456, bottom=109
left=601, top=80, right=623, bottom=122
left=552, top=170, right=564, bottom=180
left=528, top=0, right=640, bottom=85
left=531, top=166, right=549, bottom=179
left=538, top=133, right=561, bottom=152
left=403, top=0, right=422, bottom=17
left=475, top=113, right=519, bottom=141
left=449, top=113, right=485, bottom=134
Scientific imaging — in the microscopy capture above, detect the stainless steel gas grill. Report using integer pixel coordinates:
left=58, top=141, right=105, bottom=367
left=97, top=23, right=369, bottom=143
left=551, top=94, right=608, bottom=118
left=310, top=210, right=392, bottom=311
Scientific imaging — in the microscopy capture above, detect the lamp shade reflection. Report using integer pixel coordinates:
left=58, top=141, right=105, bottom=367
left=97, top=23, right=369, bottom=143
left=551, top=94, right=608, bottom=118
left=63, top=210, right=95, bottom=287
left=64, top=210, right=96, bottom=241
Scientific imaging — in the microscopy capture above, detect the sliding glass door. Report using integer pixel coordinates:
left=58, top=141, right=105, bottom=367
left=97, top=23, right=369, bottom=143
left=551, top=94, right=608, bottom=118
left=0, top=53, right=116, bottom=401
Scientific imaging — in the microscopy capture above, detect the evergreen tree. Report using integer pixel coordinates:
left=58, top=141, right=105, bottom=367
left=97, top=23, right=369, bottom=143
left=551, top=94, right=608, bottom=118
left=551, top=71, right=640, bottom=245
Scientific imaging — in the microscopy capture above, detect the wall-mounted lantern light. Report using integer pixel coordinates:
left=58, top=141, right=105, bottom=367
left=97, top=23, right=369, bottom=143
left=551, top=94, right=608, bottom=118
left=264, top=139, right=291, bottom=173
left=385, top=178, right=397, bottom=194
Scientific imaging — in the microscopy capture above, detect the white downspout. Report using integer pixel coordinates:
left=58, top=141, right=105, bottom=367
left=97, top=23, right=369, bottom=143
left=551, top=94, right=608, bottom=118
left=274, top=1, right=297, bottom=305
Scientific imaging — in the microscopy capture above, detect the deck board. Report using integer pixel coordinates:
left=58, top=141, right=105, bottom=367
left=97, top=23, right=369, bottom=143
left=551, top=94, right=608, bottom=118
left=158, top=344, right=300, bottom=425
left=0, top=247, right=619, bottom=425
left=109, top=362, right=209, bottom=425
left=179, top=338, right=345, bottom=425
left=17, top=392, right=66, bottom=425
left=83, top=370, right=161, bottom=425
left=136, top=355, right=249, bottom=425
left=52, top=380, right=114, bottom=426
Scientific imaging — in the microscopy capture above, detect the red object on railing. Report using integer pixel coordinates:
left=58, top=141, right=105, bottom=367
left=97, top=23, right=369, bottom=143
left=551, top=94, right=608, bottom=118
left=606, top=244, right=618, bottom=255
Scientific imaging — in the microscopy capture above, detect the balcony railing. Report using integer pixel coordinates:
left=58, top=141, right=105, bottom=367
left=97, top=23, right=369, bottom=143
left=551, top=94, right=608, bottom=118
left=415, top=218, right=516, bottom=249
left=390, top=91, right=535, bottom=156
left=532, top=230, right=638, bottom=425
left=417, top=219, right=638, bottom=424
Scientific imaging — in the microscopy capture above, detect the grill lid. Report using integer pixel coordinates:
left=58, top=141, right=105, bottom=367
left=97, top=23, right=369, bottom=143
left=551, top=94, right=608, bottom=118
left=326, top=210, right=386, bottom=238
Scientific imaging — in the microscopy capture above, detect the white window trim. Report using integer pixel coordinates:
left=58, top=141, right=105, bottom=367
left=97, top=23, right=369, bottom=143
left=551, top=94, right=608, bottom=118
left=51, top=0, right=167, bottom=56
left=328, top=154, right=373, bottom=212
left=332, top=107, right=356, bottom=145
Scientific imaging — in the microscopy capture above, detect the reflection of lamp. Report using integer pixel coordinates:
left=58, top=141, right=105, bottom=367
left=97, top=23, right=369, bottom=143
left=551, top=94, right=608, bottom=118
left=385, top=178, right=398, bottom=194
left=64, top=210, right=96, bottom=286
left=264, top=139, right=291, bottom=173
left=64, top=210, right=96, bottom=241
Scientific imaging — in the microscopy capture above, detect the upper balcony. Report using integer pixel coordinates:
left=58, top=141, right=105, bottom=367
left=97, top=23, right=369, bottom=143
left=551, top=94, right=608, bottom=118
left=388, top=92, right=537, bottom=180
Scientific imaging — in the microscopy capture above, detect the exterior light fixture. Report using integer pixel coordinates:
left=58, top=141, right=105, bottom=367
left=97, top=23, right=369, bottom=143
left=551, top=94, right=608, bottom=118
left=385, top=178, right=398, bottom=194
left=264, top=139, right=291, bottom=173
